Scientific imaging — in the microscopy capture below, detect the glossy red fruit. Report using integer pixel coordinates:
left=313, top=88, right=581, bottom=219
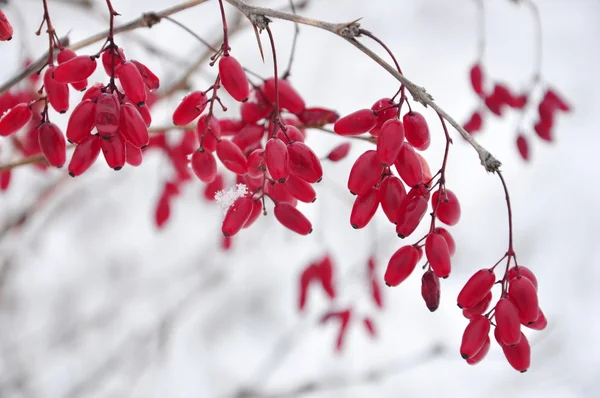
left=44, top=67, right=69, bottom=113
left=191, top=150, right=217, bottom=182
left=467, top=336, right=490, bottom=365
left=395, top=195, right=428, bottom=239
left=277, top=124, right=304, bottom=144
left=66, top=99, right=96, bottom=143
left=101, top=47, right=125, bottom=76
left=421, top=269, right=441, bottom=312
left=95, top=93, right=120, bottom=138
left=525, top=308, right=547, bottom=331
left=265, top=138, right=289, bottom=183
left=38, top=123, right=67, bottom=168
left=173, top=91, right=208, bottom=125
left=131, top=60, right=160, bottom=91
left=507, top=266, right=538, bottom=290
left=240, top=100, right=270, bottom=124
left=434, top=227, right=456, bottom=256
left=287, top=142, right=322, bottom=183
left=219, top=118, right=245, bottom=136
left=403, top=112, right=430, bottom=151
left=136, top=104, right=152, bottom=127
left=0, top=103, right=32, bottom=137
left=231, top=124, right=263, bottom=151
left=334, top=109, right=377, bottom=136
left=246, top=149, right=264, bottom=179
left=125, top=141, right=143, bottom=166
left=457, top=269, right=495, bottom=309
left=509, top=277, right=539, bottom=324
left=68, top=135, right=101, bottom=177
left=494, top=297, right=521, bottom=346
left=53, top=56, right=97, bottom=83
left=266, top=182, right=297, bottom=206
left=463, top=291, right=492, bottom=319
left=298, top=107, right=339, bottom=125
left=274, top=203, right=312, bottom=235
left=348, top=150, right=382, bottom=195
left=379, top=176, right=406, bottom=224
left=119, top=103, right=149, bottom=148
left=460, top=315, right=491, bottom=359
left=432, top=189, right=461, bottom=226
left=263, top=78, right=305, bottom=115
left=216, top=140, right=248, bottom=175
left=0, top=10, right=14, bottom=41
left=222, top=197, right=254, bottom=236
left=516, top=134, right=530, bottom=161
left=425, top=232, right=451, bottom=278
left=350, top=187, right=379, bottom=229
left=198, top=115, right=222, bottom=146
left=101, top=134, right=126, bottom=170
left=118, top=61, right=147, bottom=106
left=470, top=64, right=484, bottom=96
left=369, top=98, right=397, bottom=137
left=377, top=118, right=405, bottom=166
left=284, top=174, right=317, bottom=203
left=219, top=55, right=250, bottom=102
left=495, top=329, right=531, bottom=372
left=463, top=111, right=483, bottom=134
left=242, top=200, right=263, bottom=229
left=326, top=142, right=351, bottom=162
left=82, top=83, right=104, bottom=101
left=384, top=245, right=420, bottom=287
left=395, top=144, right=423, bottom=187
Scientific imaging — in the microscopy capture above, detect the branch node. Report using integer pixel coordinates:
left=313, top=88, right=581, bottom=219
left=338, top=19, right=362, bottom=38
left=481, top=152, right=502, bottom=173
left=410, top=85, right=433, bottom=106
left=142, top=12, right=161, bottom=28
left=249, top=14, right=272, bottom=32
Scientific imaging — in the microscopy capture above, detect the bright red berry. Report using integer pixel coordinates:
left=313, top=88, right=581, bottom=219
left=350, top=187, right=379, bottom=229
left=274, top=203, right=312, bottom=235
left=516, top=134, right=530, bottom=161
left=326, top=142, right=351, bottom=162
left=219, top=55, right=250, bottom=102
left=287, top=142, right=322, bottom=183
left=421, top=269, right=441, bottom=312
left=463, top=291, right=492, bottom=319
left=125, top=141, right=143, bottom=166
left=334, top=109, right=377, bottom=136
left=119, top=103, right=149, bottom=148
left=369, top=98, right=397, bottom=137
left=434, top=227, right=456, bottom=256
left=377, top=118, right=405, bottom=166
left=265, top=138, right=290, bottom=183
left=95, top=93, right=120, bottom=138
left=263, top=78, right=305, bottom=115
left=470, top=64, right=484, bottom=96
left=384, top=245, right=420, bottom=287
left=403, top=112, right=430, bottom=151
left=101, top=47, right=125, bottom=76
left=44, top=67, right=69, bottom=113
left=298, top=107, right=339, bottom=126
left=284, top=174, right=317, bottom=203
left=118, top=61, right=147, bottom=106
left=425, top=232, right=451, bottom=278
left=395, top=195, right=428, bottom=239
left=525, top=308, right=547, bottom=331
left=101, top=134, right=126, bottom=170
left=379, top=176, right=406, bottom=224
left=509, top=277, right=539, bottom=324
left=131, top=60, right=160, bottom=91
left=173, top=91, right=208, bottom=126
left=68, top=134, right=101, bottom=177
left=432, top=188, right=461, bottom=226
left=240, top=100, right=270, bottom=124
left=66, top=99, right=96, bottom=143
left=216, top=140, right=248, bottom=175
left=38, top=122, right=67, bottom=168
left=457, top=269, right=496, bottom=309
left=0, top=103, right=32, bottom=137
left=347, top=150, right=382, bottom=195
left=494, top=297, right=522, bottom=346
left=52, top=56, right=97, bottom=84
left=395, top=143, right=423, bottom=187
left=191, top=150, right=217, bottom=183
left=460, top=315, right=491, bottom=359
left=222, top=197, right=254, bottom=236
left=495, top=329, right=531, bottom=372
left=507, top=266, right=538, bottom=290
left=0, top=10, right=14, bottom=41
left=466, top=336, right=490, bottom=365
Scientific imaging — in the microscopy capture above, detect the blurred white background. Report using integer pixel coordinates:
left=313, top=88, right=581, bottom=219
left=1, top=0, right=599, bottom=397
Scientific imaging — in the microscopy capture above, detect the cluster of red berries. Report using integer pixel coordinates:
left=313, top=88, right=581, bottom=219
left=0, top=9, right=12, bottom=41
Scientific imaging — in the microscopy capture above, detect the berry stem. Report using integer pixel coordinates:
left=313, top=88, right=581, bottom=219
left=497, top=171, right=515, bottom=259
left=218, top=0, right=230, bottom=55
left=265, top=24, right=281, bottom=121
left=427, top=113, right=452, bottom=232
left=39, top=0, right=57, bottom=67
left=281, top=0, right=299, bottom=80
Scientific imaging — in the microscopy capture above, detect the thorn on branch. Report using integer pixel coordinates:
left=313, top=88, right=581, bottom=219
left=410, top=85, right=433, bottom=107
left=142, top=12, right=161, bottom=28
left=249, top=14, right=272, bottom=32
left=338, top=19, right=362, bottom=38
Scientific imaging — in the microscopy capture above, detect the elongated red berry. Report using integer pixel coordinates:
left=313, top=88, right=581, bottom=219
left=403, top=112, right=430, bottom=151
left=287, top=142, right=322, bottom=183
left=274, top=203, right=312, bottom=235
left=118, top=61, right=147, bottom=106
left=461, top=315, right=491, bottom=359
left=231, top=124, right=263, bottom=151
left=82, top=83, right=104, bottom=101
left=95, top=93, right=120, bottom=138
left=463, top=291, right=492, bottom=319
left=137, top=104, right=152, bottom=127
left=191, top=150, right=217, bottom=183
left=0, top=103, right=32, bottom=137
left=68, top=134, right=101, bottom=177
left=263, top=78, right=305, bottom=115
left=507, top=266, right=538, bottom=290
left=216, top=140, right=247, bottom=175
left=369, top=98, right=397, bottom=136
left=173, top=91, right=207, bottom=125
left=467, top=336, right=490, bottom=365
left=38, top=122, right=66, bottom=168
left=284, top=174, right=316, bottom=203
left=470, top=64, right=484, bottom=96
left=246, top=149, right=264, bottom=179
left=0, top=10, right=14, bottom=41
left=44, top=67, right=69, bottom=113
left=384, top=245, right=420, bottom=287
left=434, top=227, right=456, bottom=256
left=348, top=150, right=382, bottom=195
left=53, top=56, right=97, bottom=83
left=198, top=114, right=222, bottom=146
left=102, top=47, right=125, bottom=76
left=242, top=200, right=263, bottom=229
left=265, top=138, right=289, bottom=183
left=509, top=277, right=539, bottom=324
left=277, top=124, right=304, bottom=144
left=432, top=188, right=461, bottom=226
left=525, top=308, right=547, bottom=331
left=66, top=99, right=96, bottom=143
left=425, top=232, right=451, bottom=278
left=494, top=297, right=521, bottom=346
left=421, top=269, right=440, bottom=312
left=495, top=329, right=531, bottom=372
left=101, top=134, right=126, bottom=170
left=131, top=60, right=159, bottom=91
left=379, top=176, right=406, bottom=224
left=119, top=103, right=149, bottom=148
left=395, top=144, right=423, bottom=187
left=395, top=195, right=428, bottom=239
left=516, top=134, right=529, bottom=161
left=457, top=269, right=496, bottom=309
left=266, top=182, right=297, bottom=206
left=298, top=107, right=339, bottom=125
left=326, top=142, right=351, bottom=162
left=377, top=118, right=404, bottom=166
left=334, top=109, right=377, bottom=136
left=219, top=55, right=249, bottom=102
left=222, top=197, right=254, bottom=236
left=350, top=187, right=379, bottom=229
left=125, top=141, right=143, bottom=166
left=240, top=100, right=270, bottom=124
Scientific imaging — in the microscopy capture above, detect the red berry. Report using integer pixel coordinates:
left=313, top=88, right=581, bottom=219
left=395, top=195, right=428, bottom=239
left=470, top=64, right=484, bottom=96
left=463, top=291, right=492, bottom=319
left=246, top=149, right=264, bottom=179
left=507, top=266, right=538, bottom=290
left=118, top=61, right=147, bottom=106
left=263, top=78, right=305, bottom=115
left=434, top=227, right=456, bottom=256
left=274, top=202, right=312, bottom=235
left=265, top=138, right=289, bottom=183
left=334, top=109, right=377, bottom=136
left=457, top=269, right=495, bottom=309
left=509, top=277, right=539, bottom=324
left=119, top=103, right=149, bottom=148
left=432, top=188, right=461, bottom=226
left=232, top=124, right=264, bottom=152
left=95, top=93, right=120, bottom=138
left=516, top=134, right=530, bottom=161
left=495, top=329, right=531, bottom=372
left=66, top=99, right=96, bottom=143
left=125, top=141, right=143, bottom=166
left=369, top=98, right=397, bottom=137
left=298, top=107, right=339, bottom=125
left=421, top=269, right=440, bottom=312
left=0, top=103, right=32, bottom=137
left=0, top=10, right=14, bottom=41
left=131, top=60, right=160, bottom=91
left=347, top=150, right=382, bottom=195
left=350, top=187, right=379, bottom=229
left=219, top=55, right=250, bottom=102
left=219, top=118, right=245, bottom=136
left=277, top=124, right=304, bottom=144
left=198, top=115, right=222, bottom=147
left=243, top=200, right=263, bottom=229
left=82, top=83, right=104, bottom=102
left=287, top=142, right=322, bottom=183
left=326, top=142, right=351, bottom=162
left=460, top=315, right=491, bottom=359
left=136, top=104, right=152, bottom=127
left=266, top=181, right=297, bottom=206
left=191, top=150, right=217, bottom=183
left=38, top=122, right=67, bottom=168
left=101, top=47, right=125, bottom=76
left=494, top=297, right=521, bottom=346
left=394, top=143, right=423, bottom=187
left=222, top=197, right=254, bottom=237
left=425, top=232, right=451, bottom=279
left=379, top=175, right=406, bottom=224
left=384, top=245, right=420, bottom=287
left=52, top=56, right=97, bottom=84
left=377, top=118, right=405, bottom=166
left=44, top=67, right=69, bottom=113
left=466, top=336, right=490, bottom=365
left=216, top=139, right=247, bottom=175
left=68, top=134, right=101, bottom=177
left=101, top=134, right=126, bottom=170
left=463, top=111, right=483, bottom=134
left=240, top=100, right=270, bottom=124
left=284, top=174, right=317, bottom=203
left=173, top=91, right=208, bottom=125
left=525, top=307, right=547, bottom=331
left=403, top=112, right=430, bottom=151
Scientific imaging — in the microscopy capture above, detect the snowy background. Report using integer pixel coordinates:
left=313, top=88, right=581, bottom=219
left=1, top=0, right=599, bottom=397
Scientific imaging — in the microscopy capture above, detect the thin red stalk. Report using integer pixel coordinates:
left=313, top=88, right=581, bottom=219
left=427, top=113, right=452, bottom=232
left=40, top=0, right=56, bottom=66
left=218, top=0, right=230, bottom=55
left=265, top=25, right=281, bottom=121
